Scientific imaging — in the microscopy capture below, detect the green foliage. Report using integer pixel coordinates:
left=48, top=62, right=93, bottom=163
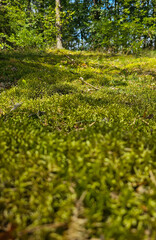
left=89, top=0, right=156, bottom=52
left=0, top=1, right=56, bottom=49
left=0, top=0, right=156, bottom=51
left=8, top=26, right=44, bottom=48
left=0, top=49, right=156, bottom=239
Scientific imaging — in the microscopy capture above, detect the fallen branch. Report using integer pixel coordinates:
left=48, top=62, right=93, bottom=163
left=79, top=77, right=100, bottom=90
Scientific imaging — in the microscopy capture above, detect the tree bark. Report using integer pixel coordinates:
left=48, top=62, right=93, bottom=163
left=55, top=0, right=63, bottom=49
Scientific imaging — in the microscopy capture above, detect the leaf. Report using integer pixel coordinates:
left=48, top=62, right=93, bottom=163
left=146, top=114, right=154, bottom=119
left=0, top=223, right=16, bottom=240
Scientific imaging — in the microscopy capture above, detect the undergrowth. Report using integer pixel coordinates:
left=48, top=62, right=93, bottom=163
left=0, top=49, right=156, bottom=240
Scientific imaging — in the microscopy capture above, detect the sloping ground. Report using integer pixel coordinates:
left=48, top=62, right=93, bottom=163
left=0, top=49, right=156, bottom=240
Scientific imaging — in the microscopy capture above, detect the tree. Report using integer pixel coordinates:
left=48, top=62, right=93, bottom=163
left=0, top=0, right=156, bottom=51
left=56, top=0, right=63, bottom=49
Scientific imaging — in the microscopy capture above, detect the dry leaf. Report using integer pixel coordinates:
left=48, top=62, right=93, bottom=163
left=0, top=223, right=16, bottom=240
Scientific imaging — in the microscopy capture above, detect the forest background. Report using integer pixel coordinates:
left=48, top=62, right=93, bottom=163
left=0, top=0, right=156, bottom=53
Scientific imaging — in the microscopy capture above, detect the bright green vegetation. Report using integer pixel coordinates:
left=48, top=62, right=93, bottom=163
left=0, top=50, right=156, bottom=240
left=1, top=0, right=156, bottom=51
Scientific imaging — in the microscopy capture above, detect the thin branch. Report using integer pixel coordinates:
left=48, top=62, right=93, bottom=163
left=149, top=171, right=156, bottom=186
left=141, top=119, right=149, bottom=125
left=18, top=222, right=67, bottom=236
left=65, top=55, right=78, bottom=65
left=79, top=77, right=100, bottom=90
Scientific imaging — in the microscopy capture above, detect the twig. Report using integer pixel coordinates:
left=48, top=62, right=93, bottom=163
left=76, top=191, right=87, bottom=212
left=149, top=171, right=156, bottom=186
left=141, top=119, right=149, bottom=125
left=18, top=222, right=67, bottom=236
left=75, top=127, right=85, bottom=131
left=79, top=77, right=100, bottom=90
left=89, top=121, right=96, bottom=127
left=65, top=55, right=78, bottom=65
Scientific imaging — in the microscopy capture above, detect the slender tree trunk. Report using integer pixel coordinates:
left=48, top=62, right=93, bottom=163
left=55, top=0, right=63, bottom=49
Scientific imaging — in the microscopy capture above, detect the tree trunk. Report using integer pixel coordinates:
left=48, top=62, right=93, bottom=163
left=55, top=0, right=63, bottom=49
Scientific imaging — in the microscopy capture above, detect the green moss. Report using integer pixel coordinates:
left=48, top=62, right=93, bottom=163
left=0, top=50, right=156, bottom=240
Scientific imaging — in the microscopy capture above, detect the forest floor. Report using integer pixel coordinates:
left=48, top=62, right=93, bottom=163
left=0, top=49, right=156, bottom=240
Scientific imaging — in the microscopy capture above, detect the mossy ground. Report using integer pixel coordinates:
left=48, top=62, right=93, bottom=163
left=0, top=49, right=156, bottom=240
